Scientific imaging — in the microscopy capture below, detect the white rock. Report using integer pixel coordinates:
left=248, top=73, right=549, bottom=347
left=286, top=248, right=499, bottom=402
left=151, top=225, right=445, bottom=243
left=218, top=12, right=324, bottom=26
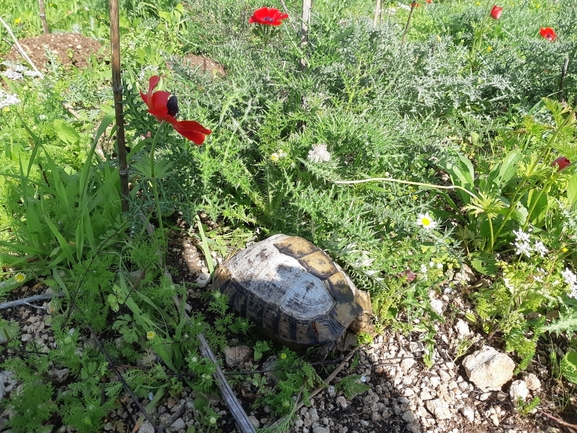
left=460, top=405, right=475, bottom=422
left=524, top=373, right=542, bottom=391
left=195, top=272, right=211, bottom=288
left=312, top=426, right=329, bottom=433
left=430, top=298, right=445, bottom=315
left=462, top=346, right=515, bottom=391
left=401, top=357, right=416, bottom=371
left=336, top=396, right=348, bottom=409
left=455, top=319, right=470, bottom=336
left=479, top=392, right=492, bottom=401
left=509, top=380, right=529, bottom=402
left=428, top=375, right=441, bottom=389
left=420, top=391, right=435, bottom=401
left=425, top=398, right=452, bottom=420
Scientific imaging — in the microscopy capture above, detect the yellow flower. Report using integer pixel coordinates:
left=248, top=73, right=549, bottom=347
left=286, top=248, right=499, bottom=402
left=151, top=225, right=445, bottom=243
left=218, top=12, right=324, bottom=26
left=14, top=272, right=26, bottom=283
left=417, top=213, right=437, bottom=230
left=14, top=18, right=21, bottom=24
left=487, top=46, right=492, bottom=52
left=2, top=107, right=10, bottom=112
left=562, top=247, right=568, bottom=253
left=270, top=153, right=280, bottom=162
left=146, top=331, right=156, bottom=340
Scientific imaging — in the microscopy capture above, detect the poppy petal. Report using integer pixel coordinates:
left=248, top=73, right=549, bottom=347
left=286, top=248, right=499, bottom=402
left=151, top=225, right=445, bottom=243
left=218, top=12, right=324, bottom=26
left=172, top=120, right=212, bottom=145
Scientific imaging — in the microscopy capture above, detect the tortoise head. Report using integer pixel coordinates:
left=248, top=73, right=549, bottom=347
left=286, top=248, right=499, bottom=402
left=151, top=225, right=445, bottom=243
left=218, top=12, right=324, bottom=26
left=348, top=289, right=376, bottom=336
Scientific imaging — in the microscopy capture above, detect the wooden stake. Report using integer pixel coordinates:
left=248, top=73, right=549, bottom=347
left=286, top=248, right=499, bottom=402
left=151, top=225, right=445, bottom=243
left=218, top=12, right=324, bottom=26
left=109, top=0, right=130, bottom=212
left=373, top=0, right=382, bottom=27
left=38, top=0, right=50, bottom=34
left=300, top=0, right=312, bottom=71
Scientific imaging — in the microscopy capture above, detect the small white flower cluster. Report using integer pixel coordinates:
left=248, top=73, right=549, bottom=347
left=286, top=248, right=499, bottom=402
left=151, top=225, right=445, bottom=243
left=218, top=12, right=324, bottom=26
left=562, top=268, right=577, bottom=299
left=513, top=228, right=548, bottom=258
left=307, top=143, right=331, bottom=163
left=1, top=61, right=42, bottom=79
left=270, top=149, right=287, bottom=162
left=0, top=90, right=20, bottom=109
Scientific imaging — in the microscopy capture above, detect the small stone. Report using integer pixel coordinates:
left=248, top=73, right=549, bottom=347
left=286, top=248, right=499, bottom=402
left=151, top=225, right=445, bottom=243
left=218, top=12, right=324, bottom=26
left=479, top=392, right=492, bottom=401
left=425, top=398, right=452, bottom=420
left=170, top=417, right=185, bottom=431
left=429, top=298, right=445, bottom=315
left=428, top=375, right=441, bottom=389
left=304, top=408, right=319, bottom=428
left=402, top=410, right=416, bottom=423
left=524, top=373, right=541, bottom=391
left=336, top=396, right=348, bottom=409
left=138, top=421, right=155, bottom=433
left=313, top=427, right=329, bottom=433
left=406, top=421, right=422, bottom=433
left=419, top=391, right=434, bottom=401
left=487, top=409, right=500, bottom=426
left=455, top=264, right=476, bottom=284
left=403, top=388, right=415, bottom=397
left=224, top=345, right=253, bottom=367
left=455, top=319, right=471, bottom=336
left=462, top=346, right=515, bottom=391
left=248, top=416, right=260, bottom=429
left=460, top=406, right=475, bottom=422
left=195, top=273, right=211, bottom=288
left=401, top=357, right=416, bottom=372
left=509, top=380, right=529, bottom=402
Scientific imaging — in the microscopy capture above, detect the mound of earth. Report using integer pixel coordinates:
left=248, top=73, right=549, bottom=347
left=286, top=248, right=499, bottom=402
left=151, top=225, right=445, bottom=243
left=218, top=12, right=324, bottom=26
left=4, top=33, right=104, bottom=70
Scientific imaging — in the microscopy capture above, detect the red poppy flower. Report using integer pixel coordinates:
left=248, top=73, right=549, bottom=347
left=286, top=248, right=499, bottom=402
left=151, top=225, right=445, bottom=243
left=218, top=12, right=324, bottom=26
left=248, top=7, right=289, bottom=26
left=426, top=0, right=432, bottom=3
left=140, top=76, right=211, bottom=145
left=490, top=5, right=503, bottom=19
left=551, top=156, right=571, bottom=171
left=540, top=27, right=557, bottom=41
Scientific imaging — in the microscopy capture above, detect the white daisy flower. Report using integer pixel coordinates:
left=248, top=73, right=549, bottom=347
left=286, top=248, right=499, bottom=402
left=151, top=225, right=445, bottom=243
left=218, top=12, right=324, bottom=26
left=416, top=213, right=437, bottom=230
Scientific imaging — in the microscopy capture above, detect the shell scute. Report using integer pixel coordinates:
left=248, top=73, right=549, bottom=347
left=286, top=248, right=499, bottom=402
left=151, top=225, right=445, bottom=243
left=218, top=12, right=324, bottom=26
left=298, top=250, right=338, bottom=279
left=273, top=236, right=317, bottom=259
left=325, top=272, right=355, bottom=303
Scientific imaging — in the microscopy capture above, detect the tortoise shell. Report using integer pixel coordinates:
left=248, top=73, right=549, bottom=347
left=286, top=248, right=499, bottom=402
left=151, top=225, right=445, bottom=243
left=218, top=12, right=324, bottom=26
left=212, top=234, right=373, bottom=348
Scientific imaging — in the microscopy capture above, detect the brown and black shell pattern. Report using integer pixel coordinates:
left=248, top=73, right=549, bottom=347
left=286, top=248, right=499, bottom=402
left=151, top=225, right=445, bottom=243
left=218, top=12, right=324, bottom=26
left=212, top=234, right=372, bottom=348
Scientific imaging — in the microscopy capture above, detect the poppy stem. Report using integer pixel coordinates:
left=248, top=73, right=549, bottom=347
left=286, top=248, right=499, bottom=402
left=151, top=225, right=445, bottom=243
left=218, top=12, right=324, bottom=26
left=150, top=123, right=167, bottom=268
left=401, top=2, right=417, bottom=45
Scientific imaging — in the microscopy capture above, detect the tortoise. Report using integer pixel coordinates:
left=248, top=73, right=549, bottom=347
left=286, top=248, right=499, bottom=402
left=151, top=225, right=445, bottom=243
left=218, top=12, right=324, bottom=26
left=212, top=234, right=374, bottom=349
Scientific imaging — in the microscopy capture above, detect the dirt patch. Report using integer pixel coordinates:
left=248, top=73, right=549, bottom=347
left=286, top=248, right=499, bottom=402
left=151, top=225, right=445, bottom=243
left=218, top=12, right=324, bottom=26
left=169, top=53, right=226, bottom=78
left=4, top=33, right=104, bottom=70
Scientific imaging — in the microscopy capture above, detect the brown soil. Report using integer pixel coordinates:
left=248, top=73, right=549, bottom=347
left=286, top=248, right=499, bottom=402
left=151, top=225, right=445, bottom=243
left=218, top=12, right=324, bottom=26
left=4, top=33, right=104, bottom=70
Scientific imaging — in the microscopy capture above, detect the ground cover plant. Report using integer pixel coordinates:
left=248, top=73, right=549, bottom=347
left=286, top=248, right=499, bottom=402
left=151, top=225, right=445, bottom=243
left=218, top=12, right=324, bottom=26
left=0, top=0, right=577, bottom=431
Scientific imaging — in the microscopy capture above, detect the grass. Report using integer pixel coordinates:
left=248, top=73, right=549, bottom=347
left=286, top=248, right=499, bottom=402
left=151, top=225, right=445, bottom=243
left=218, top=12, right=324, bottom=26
left=1, top=0, right=577, bottom=431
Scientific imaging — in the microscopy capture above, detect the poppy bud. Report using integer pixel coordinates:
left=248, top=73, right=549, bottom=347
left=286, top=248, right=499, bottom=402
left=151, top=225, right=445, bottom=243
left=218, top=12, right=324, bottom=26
left=551, top=156, right=571, bottom=171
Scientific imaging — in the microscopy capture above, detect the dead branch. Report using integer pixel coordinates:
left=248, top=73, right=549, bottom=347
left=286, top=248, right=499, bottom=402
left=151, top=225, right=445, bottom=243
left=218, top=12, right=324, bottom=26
left=0, top=16, right=44, bottom=78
